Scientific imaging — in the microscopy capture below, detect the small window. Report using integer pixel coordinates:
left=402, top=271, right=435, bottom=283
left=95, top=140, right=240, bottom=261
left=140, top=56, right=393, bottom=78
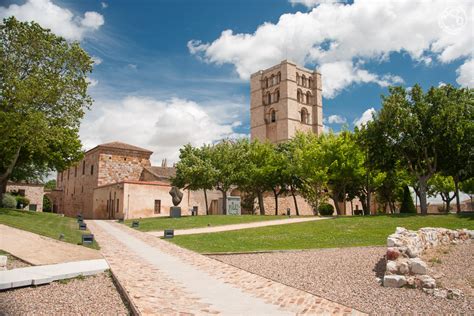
left=267, top=92, right=271, bottom=105
left=116, top=199, right=120, bottom=213
left=154, top=200, right=161, bottom=214
left=91, top=165, right=94, bottom=175
left=271, top=110, right=276, bottom=123
left=277, top=72, right=281, bottom=83
left=296, top=73, right=300, bottom=85
left=301, top=108, right=309, bottom=124
left=306, top=91, right=311, bottom=104
left=18, top=189, right=26, bottom=197
left=275, top=90, right=280, bottom=102
left=82, top=161, right=85, bottom=175
left=265, top=77, right=269, bottom=88
left=302, top=75, right=307, bottom=87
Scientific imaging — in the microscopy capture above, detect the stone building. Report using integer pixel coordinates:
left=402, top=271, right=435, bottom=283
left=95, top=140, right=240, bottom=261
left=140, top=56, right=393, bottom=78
left=250, top=60, right=323, bottom=144
left=5, top=182, right=45, bottom=212
left=51, top=142, right=221, bottom=219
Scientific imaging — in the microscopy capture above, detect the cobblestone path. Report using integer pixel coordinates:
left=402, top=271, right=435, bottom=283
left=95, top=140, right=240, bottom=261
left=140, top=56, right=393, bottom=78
left=89, top=220, right=364, bottom=315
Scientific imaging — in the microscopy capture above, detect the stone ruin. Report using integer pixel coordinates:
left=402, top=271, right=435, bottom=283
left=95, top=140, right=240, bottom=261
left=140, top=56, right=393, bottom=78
left=383, top=226, right=473, bottom=298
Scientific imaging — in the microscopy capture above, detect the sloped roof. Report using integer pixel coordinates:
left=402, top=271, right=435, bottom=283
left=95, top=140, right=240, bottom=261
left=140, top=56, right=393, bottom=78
left=87, top=141, right=153, bottom=154
left=144, top=166, right=176, bottom=179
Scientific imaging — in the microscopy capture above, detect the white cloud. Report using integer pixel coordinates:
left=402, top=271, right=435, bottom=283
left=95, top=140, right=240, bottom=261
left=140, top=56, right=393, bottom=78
left=101, top=2, right=108, bottom=9
left=354, top=107, right=376, bottom=128
left=189, top=0, right=472, bottom=98
left=80, top=96, right=245, bottom=164
left=91, top=56, right=103, bottom=65
left=456, top=58, right=474, bottom=88
left=326, top=114, right=346, bottom=124
left=289, top=0, right=343, bottom=8
left=0, top=0, right=104, bottom=41
left=86, top=77, right=98, bottom=87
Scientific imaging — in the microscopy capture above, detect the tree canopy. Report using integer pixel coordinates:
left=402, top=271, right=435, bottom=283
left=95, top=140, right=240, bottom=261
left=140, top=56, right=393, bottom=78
left=0, top=17, right=93, bottom=193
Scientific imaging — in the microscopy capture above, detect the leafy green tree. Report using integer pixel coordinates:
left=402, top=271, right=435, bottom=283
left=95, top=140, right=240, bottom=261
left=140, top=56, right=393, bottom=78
left=267, top=145, right=289, bottom=215
left=318, top=131, right=365, bottom=215
left=44, top=179, right=57, bottom=191
left=369, top=85, right=452, bottom=215
left=0, top=17, right=93, bottom=193
left=460, top=178, right=474, bottom=210
left=433, top=85, right=474, bottom=213
left=428, top=174, right=456, bottom=212
left=277, top=141, right=303, bottom=215
left=400, top=185, right=416, bottom=213
left=173, top=144, right=215, bottom=215
left=291, top=132, right=328, bottom=214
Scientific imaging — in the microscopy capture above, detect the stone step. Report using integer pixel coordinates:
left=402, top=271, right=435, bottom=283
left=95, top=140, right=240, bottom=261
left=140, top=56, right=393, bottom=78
left=0, top=259, right=109, bottom=290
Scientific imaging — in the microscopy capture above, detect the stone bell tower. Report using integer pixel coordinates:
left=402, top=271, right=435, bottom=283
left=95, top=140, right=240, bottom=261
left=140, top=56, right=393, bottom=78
left=250, top=60, right=323, bottom=144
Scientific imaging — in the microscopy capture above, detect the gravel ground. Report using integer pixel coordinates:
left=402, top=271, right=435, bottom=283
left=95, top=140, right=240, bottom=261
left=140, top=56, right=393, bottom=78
left=0, top=251, right=31, bottom=270
left=0, top=272, right=129, bottom=315
left=210, top=243, right=474, bottom=315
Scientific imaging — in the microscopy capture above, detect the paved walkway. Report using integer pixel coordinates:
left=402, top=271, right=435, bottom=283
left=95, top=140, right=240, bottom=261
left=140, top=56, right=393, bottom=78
left=147, top=216, right=329, bottom=237
left=0, top=224, right=102, bottom=265
left=0, top=259, right=109, bottom=290
left=89, top=220, right=362, bottom=315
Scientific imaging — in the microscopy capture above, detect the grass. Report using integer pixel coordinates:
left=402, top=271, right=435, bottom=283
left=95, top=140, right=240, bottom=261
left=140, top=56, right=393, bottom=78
left=0, top=208, right=99, bottom=249
left=169, top=214, right=474, bottom=253
left=124, top=215, right=291, bottom=232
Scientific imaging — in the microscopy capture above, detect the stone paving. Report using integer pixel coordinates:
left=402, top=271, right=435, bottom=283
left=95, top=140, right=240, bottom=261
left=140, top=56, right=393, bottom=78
left=147, top=216, right=329, bottom=237
left=89, top=220, right=364, bottom=315
left=0, top=224, right=102, bottom=265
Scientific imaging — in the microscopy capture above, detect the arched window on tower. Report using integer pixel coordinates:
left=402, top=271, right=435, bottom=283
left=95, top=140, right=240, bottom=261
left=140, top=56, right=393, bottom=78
left=301, top=108, right=309, bottom=124
left=297, top=89, right=302, bottom=103
left=275, top=89, right=280, bottom=102
left=308, top=77, right=312, bottom=88
left=306, top=91, right=312, bottom=104
left=302, top=75, right=307, bottom=87
left=270, top=74, right=275, bottom=86
left=270, top=109, right=276, bottom=123
left=277, top=72, right=281, bottom=83
left=267, top=92, right=272, bottom=104
left=296, top=73, right=300, bottom=85
left=265, top=77, right=269, bottom=88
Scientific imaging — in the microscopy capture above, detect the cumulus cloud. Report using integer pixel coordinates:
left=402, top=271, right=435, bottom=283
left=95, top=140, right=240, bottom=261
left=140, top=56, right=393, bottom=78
left=0, top=0, right=104, bottom=41
left=189, top=0, right=472, bottom=98
left=91, top=56, right=103, bottom=65
left=80, top=96, right=245, bottom=164
left=326, top=114, right=346, bottom=124
left=289, top=0, right=344, bottom=8
left=354, top=107, right=376, bottom=128
left=456, top=58, right=474, bottom=88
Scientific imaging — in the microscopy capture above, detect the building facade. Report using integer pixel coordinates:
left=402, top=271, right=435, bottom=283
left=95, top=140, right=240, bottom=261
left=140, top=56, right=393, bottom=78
left=6, top=182, right=45, bottom=212
left=250, top=60, right=323, bottom=144
left=51, top=142, right=221, bottom=219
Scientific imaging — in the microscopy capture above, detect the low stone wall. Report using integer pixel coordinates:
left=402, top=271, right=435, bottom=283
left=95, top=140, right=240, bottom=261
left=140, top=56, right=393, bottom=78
left=383, top=227, right=473, bottom=292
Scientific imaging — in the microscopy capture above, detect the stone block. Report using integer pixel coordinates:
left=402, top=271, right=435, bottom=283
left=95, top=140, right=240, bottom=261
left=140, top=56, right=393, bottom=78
left=416, top=275, right=436, bottom=289
left=386, top=260, right=398, bottom=274
left=383, top=275, right=406, bottom=288
left=386, top=247, right=400, bottom=260
left=409, top=258, right=427, bottom=275
left=399, top=261, right=409, bottom=274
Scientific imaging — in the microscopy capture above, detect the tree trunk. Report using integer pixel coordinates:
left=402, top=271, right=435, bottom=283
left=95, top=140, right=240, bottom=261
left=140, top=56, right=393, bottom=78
left=204, top=189, right=209, bottom=215
left=221, top=190, right=227, bottom=215
left=418, top=177, right=428, bottom=215
left=343, top=189, right=347, bottom=216
left=454, top=177, right=461, bottom=213
left=366, top=190, right=372, bottom=216
left=272, top=188, right=279, bottom=215
left=257, top=191, right=265, bottom=215
left=332, top=194, right=341, bottom=216
left=0, top=147, right=21, bottom=194
left=290, top=186, right=299, bottom=216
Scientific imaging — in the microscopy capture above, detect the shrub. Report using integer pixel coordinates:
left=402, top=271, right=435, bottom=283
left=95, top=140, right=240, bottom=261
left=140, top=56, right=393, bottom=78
left=1, top=193, right=17, bottom=209
left=400, top=186, right=416, bottom=213
left=16, top=196, right=30, bottom=209
left=318, top=203, right=334, bottom=216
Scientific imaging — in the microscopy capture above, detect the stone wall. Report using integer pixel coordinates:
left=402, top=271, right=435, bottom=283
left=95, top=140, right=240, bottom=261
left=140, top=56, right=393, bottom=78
left=383, top=227, right=473, bottom=292
left=6, top=182, right=44, bottom=212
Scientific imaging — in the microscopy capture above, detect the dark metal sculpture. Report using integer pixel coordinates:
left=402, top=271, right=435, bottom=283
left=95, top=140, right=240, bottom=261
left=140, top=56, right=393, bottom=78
left=169, top=186, right=183, bottom=206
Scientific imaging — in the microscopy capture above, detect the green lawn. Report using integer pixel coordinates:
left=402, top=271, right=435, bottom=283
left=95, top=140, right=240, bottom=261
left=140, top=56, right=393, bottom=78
left=125, top=215, right=291, bottom=232
left=169, top=214, right=474, bottom=253
left=0, top=208, right=99, bottom=249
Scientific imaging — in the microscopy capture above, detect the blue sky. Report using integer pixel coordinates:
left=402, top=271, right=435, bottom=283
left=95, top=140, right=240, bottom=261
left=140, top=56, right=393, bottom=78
left=1, top=0, right=472, bottom=163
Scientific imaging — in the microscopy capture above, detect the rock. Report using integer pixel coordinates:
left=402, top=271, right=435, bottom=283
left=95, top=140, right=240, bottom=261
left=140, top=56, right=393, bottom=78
left=375, top=277, right=382, bottom=285
left=383, top=275, right=407, bottom=288
left=409, top=258, right=427, bottom=275
left=416, top=275, right=436, bottom=289
left=399, top=261, right=409, bottom=274
left=386, top=247, right=400, bottom=260
left=387, top=236, right=402, bottom=247
left=395, top=227, right=408, bottom=234
left=446, top=288, right=463, bottom=299
left=386, top=260, right=398, bottom=274
left=0, top=255, right=7, bottom=270
left=433, top=288, right=447, bottom=298
left=423, top=288, right=434, bottom=295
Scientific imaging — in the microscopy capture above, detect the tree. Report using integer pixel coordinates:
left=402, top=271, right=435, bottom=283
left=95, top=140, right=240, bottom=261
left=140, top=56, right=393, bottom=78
left=44, top=179, right=57, bottom=191
left=291, top=132, right=328, bottom=214
left=428, top=174, right=456, bottom=212
left=172, top=144, right=215, bottom=215
left=369, top=85, right=448, bottom=215
left=318, top=131, right=365, bottom=215
left=278, top=141, right=303, bottom=215
left=399, top=185, right=416, bottom=213
left=0, top=17, right=93, bottom=193
left=460, top=178, right=474, bottom=210
left=434, top=85, right=474, bottom=213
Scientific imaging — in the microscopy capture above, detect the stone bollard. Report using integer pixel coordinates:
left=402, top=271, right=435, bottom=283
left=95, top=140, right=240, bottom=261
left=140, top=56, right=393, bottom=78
left=0, top=255, right=7, bottom=271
